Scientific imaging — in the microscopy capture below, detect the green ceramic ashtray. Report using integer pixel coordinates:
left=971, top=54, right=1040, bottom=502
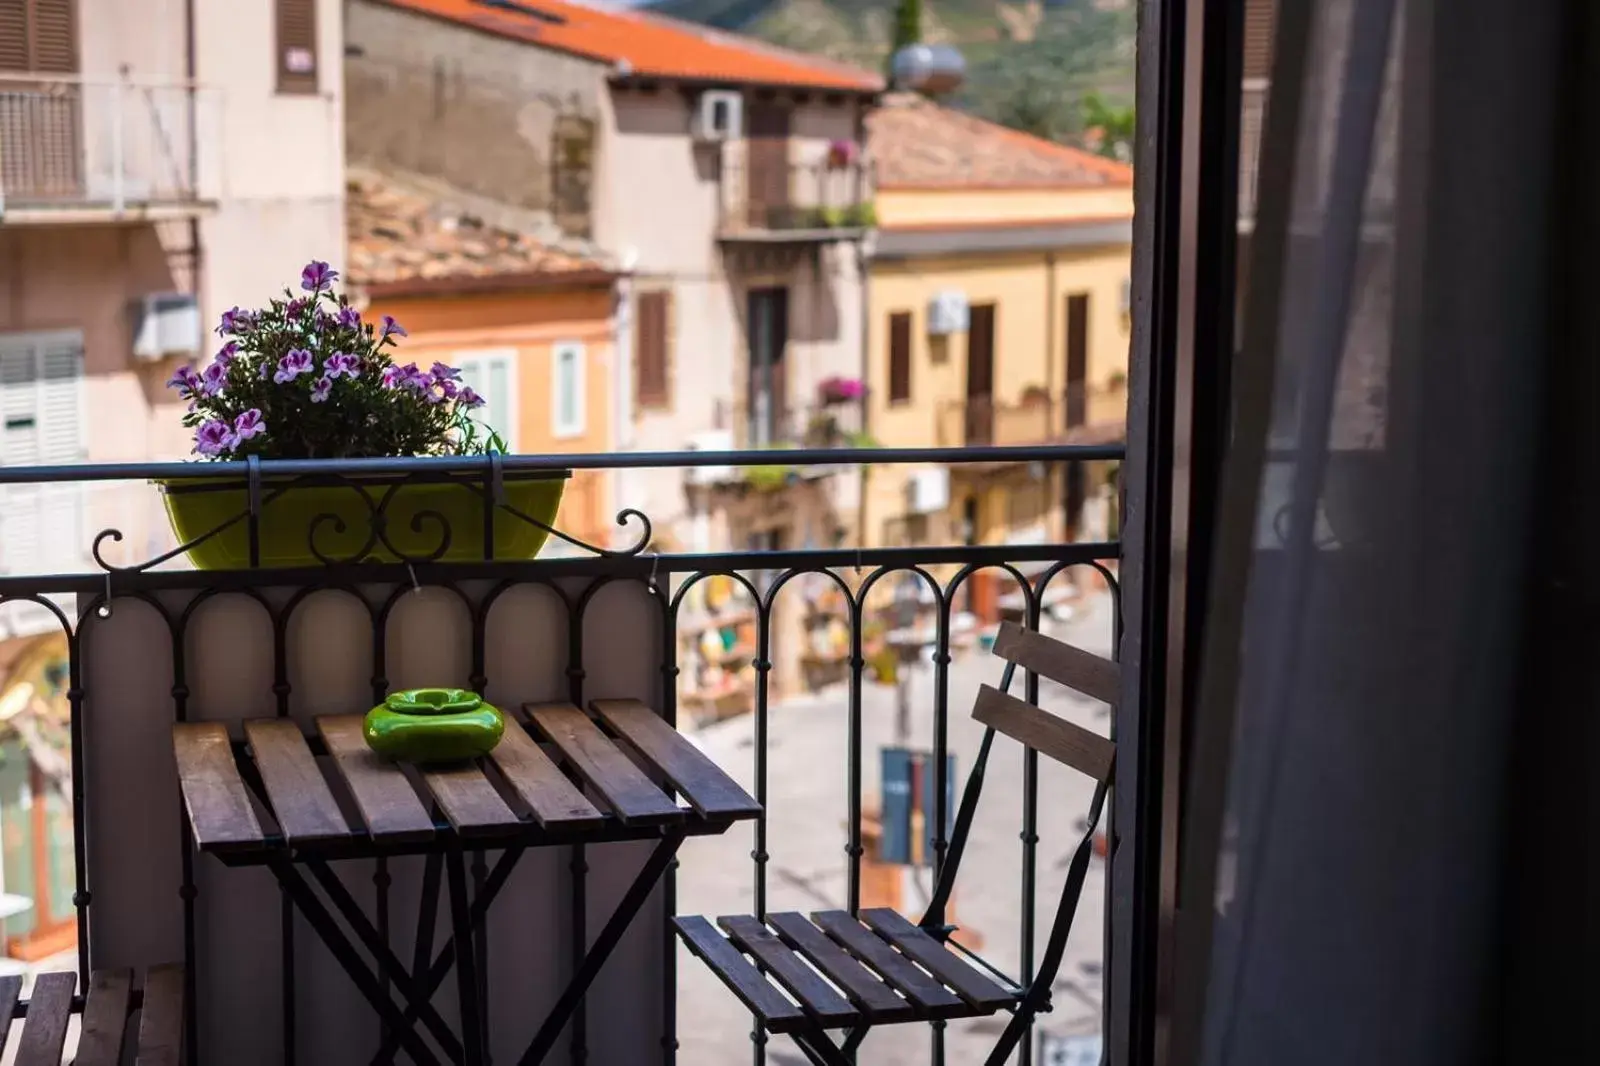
left=364, top=688, right=506, bottom=763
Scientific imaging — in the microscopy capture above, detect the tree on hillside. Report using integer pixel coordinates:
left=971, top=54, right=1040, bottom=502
left=888, top=0, right=924, bottom=70
left=1081, top=93, right=1136, bottom=161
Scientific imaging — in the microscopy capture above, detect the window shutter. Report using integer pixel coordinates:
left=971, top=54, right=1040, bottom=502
left=635, top=290, right=670, bottom=409
left=887, top=311, right=912, bottom=404
left=0, top=332, right=83, bottom=582
left=0, top=0, right=79, bottom=74
left=552, top=341, right=586, bottom=437
left=276, top=0, right=319, bottom=95
left=1242, top=0, right=1276, bottom=81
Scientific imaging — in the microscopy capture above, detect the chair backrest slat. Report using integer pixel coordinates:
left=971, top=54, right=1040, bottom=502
left=992, top=621, right=1118, bottom=705
left=972, top=684, right=1115, bottom=782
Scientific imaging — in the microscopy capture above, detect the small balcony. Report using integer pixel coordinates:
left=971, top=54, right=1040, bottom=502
left=0, top=449, right=1119, bottom=1063
left=0, top=75, right=221, bottom=224
left=936, top=384, right=1129, bottom=451
left=688, top=397, right=869, bottom=493
left=716, top=153, right=873, bottom=242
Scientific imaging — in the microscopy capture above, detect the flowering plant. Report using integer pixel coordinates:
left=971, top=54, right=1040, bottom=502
left=825, top=139, right=858, bottom=170
left=168, top=260, right=500, bottom=460
left=817, top=375, right=865, bottom=406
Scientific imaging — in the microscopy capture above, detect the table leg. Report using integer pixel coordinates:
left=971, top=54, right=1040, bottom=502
left=518, top=831, right=686, bottom=1066
left=269, top=861, right=448, bottom=1066
left=448, top=847, right=488, bottom=1066
left=372, top=846, right=526, bottom=1066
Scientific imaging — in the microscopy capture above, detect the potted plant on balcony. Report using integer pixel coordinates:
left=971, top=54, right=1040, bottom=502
left=161, top=260, right=566, bottom=569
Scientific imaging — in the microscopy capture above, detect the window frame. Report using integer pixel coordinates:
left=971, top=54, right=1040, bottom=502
left=551, top=340, right=586, bottom=440
left=452, top=347, right=520, bottom=453
left=887, top=310, right=913, bottom=406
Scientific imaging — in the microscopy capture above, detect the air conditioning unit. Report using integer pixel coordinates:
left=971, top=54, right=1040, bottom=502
left=905, top=467, right=950, bottom=514
left=684, top=428, right=736, bottom=485
left=927, top=290, right=969, bottom=335
left=694, top=91, right=743, bottom=142
left=131, top=293, right=201, bottom=360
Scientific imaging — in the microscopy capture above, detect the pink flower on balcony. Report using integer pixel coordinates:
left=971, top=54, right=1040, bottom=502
left=194, top=419, right=235, bottom=457
left=233, top=409, right=266, bottom=443
left=324, top=352, right=362, bottom=380
left=826, top=139, right=858, bottom=170
left=817, top=375, right=864, bottom=405
left=199, top=361, right=228, bottom=397
left=215, top=306, right=254, bottom=336
left=300, top=260, right=339, bottom=293
left=165, top=365, right=200, bottom=396
left=274, top=348, right=314, bottom=383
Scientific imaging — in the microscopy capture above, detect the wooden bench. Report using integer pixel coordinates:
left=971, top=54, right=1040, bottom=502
left=675, top=622, right=1117, bottom=1066
left=0, top=964, right=183, bottom=1066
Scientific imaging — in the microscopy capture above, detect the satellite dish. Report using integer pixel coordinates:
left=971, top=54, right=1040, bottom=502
left=891, top=42, right=965, bottom=94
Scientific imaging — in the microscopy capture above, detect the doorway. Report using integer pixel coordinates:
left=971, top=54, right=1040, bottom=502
left=746, top=287, right=789, bottom=446
left=1065, top=293, right=1090, bottom=427
left=745, top=101, right=792, bottom=229
left=965, top=303, right=997, bottom=445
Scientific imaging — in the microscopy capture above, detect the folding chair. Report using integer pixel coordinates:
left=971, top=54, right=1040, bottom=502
left=674, top=621, right=1117, bottom=1066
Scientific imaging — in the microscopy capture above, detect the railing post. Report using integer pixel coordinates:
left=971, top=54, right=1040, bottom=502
left=110, top=78, right=126, bottom=214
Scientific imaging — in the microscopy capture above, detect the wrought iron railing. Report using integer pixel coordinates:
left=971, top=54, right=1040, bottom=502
left=0, top=445, right=1121, bottom=1065
left=0, top=74, right=221, bottom=215
left=936, top=385, right=1130, bottom=449
left=717, top=154, right=873, bottom=237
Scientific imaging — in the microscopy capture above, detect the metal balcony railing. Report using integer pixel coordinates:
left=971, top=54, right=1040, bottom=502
left=0, top=75, right=221, bottom=217
left=0, top=446, right=1121, bottom=1063
left=936, top=384, right=1129, bottom=449
left=717, top=153, right=873, bottom=238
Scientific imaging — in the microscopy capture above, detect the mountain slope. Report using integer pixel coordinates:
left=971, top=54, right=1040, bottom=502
left=645, top=0, right=1135, bottom=142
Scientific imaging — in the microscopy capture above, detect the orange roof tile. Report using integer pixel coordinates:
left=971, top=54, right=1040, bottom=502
left=868, top=93, right=1134, bottom=190
left=346, top=169, right=612, bottom=293
left=371, top=0, right=883, bottom=92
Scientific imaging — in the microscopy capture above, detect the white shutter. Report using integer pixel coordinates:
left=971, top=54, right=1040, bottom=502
left=452, top=349, right=519, bottom=452
left=0, top=332, right=85, bottom=602
left=38, top=338, right=84, bottom=464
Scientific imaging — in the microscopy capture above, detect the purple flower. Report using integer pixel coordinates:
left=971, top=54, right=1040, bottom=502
left=274, top=348, right=314, bottom=383
left=233, top=409, right=266, bottom=443
left=285, top=298, right=309, bottom=319
left=309, top=376, right=333, bottom=403
left=458, top=386, right=486, bottom=410
left=430, top=362, right=461, bottom=383
left=336, top=305, right=360, bottom=328
left=381, top=363, right=408, bottom=390
left=194, top=419, right=235, bottom=457
left=300, top=260, right=339, bottom=293
left=216, top=306, right=254, bottom=336
left=200, top=361, right=228, bottom=397
left=165, top=365, right=200, bottom=396
left=378, top=315, right=407, bottom=342
left=427, top=379, right=456, bottom=404
left=324, top=352, right=362, bottom=379
left=215, top=341, right=239, bottom=367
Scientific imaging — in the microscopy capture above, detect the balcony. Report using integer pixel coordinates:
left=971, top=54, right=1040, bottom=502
left=0, top=448, right=1118, bottom=1063
left=0, top=76, right=221, bottom=224
left=688, top=397, right=869, bottom=492
left=716, top=154, right=873, bottom=243
left=936, top=384, right=1129, bottom=451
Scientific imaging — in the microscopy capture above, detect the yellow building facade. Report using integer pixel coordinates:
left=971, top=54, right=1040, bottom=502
left=862, top=96, right=1134, bottom=557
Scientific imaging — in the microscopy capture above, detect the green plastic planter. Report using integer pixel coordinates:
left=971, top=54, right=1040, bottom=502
left=160, top=471, right=568, bottom=569
left=364, top=688, right=506, bottom=763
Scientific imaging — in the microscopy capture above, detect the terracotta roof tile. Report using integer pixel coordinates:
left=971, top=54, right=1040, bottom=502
left=868, top=93, right=1134, bottom=190
left=346, top=169, right=610, bottom=290
left=371, top=0, right=882, bottom=92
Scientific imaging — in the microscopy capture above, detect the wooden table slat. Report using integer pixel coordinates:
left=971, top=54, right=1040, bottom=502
left=13, top=970, right=74, bottom=1066
left=766, top=912, right=915, bottom=1023
left=859, top=908, right=1016, bottom=1010
left=244, top=719, right=349, bottom=844
left=315, top=716, right=435, bottom=843
left=810, top=911, right=966, bottom=1016
left=718, top=915, right=859, bottom=1027
left=74, top=968, right=133, bottom=1066
left=0, top=974, right=21, bottom=1059
left=591, top=699, right=760, bottom=820
left=417, top=762, right=523, bottom=835
left=524, top=704, right=681, bottom=825
left=135, top=963, right=185, bottom=1066
left=674, top=916, right=806, bottom=1032
left=172, top=722, right=265, bottom=852
left=488, top=722, right=605, bottom=829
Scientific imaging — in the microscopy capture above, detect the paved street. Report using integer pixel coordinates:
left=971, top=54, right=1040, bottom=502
left=676, top=592, right=1115, bottom=1064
